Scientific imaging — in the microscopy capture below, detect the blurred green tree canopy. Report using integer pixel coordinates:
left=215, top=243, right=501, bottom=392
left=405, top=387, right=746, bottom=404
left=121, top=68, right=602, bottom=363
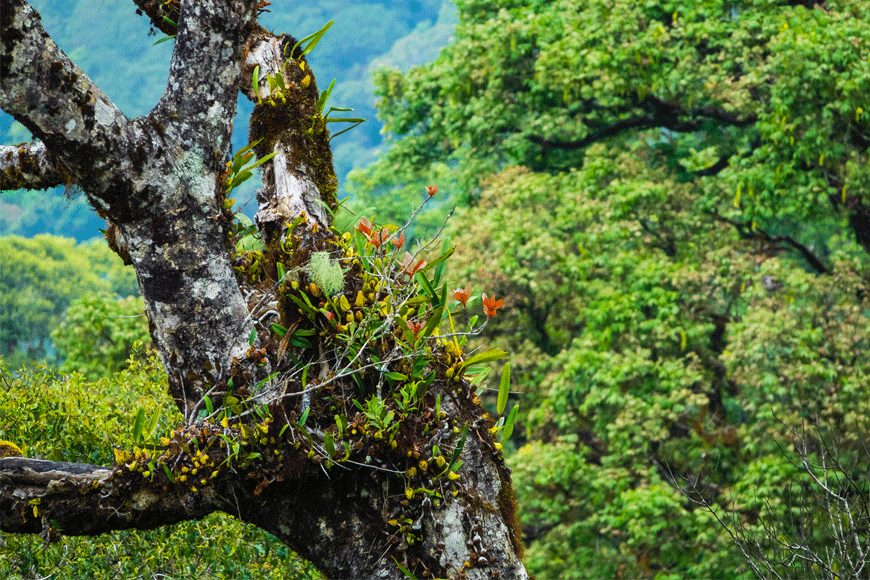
left=51, top=295, right=150, bottom=380
left=356, top=0, right=870, bottom=577
left=0, top=235, right=139, bottom=364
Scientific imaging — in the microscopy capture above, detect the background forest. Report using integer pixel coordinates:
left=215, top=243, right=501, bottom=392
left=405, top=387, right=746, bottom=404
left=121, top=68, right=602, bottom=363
left=2, top=0, right=869, bottom=579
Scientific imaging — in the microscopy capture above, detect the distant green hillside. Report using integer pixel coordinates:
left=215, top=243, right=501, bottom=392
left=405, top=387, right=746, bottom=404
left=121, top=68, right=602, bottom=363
left=0, top=0, right=456, bottom=241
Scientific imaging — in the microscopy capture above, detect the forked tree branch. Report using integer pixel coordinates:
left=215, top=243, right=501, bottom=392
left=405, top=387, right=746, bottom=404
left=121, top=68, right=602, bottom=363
left=0, top=2, right=529, bottom=578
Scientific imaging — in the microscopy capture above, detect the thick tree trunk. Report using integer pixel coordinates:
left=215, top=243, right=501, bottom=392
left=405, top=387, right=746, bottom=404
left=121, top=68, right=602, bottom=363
left=0, top=1, right=528, bottom=578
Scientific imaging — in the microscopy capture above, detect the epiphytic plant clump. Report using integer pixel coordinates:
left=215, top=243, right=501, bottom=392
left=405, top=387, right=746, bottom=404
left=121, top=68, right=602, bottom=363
left=108, top=186, right=521, bottom=578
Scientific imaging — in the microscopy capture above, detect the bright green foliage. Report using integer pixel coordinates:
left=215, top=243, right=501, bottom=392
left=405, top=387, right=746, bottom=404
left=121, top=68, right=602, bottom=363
left=0, top=235, right=139, bottom=362
left=356, top=1, right=870, bottom=577
left=441, top=157, right=870, bottom=578
left=365, top=0, right=870, bottom=238
left=51, top=295, right=151, bottom=380
left=0, top=356, right=321, bottom=579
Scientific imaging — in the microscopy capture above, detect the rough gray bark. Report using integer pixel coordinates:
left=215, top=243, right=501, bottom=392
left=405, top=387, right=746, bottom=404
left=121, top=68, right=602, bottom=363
left=0, top=1, right=528, bottom=578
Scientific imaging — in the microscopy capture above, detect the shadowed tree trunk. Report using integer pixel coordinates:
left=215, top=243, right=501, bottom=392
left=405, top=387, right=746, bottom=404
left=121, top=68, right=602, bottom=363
left=0, top=1, right=528, bottom=578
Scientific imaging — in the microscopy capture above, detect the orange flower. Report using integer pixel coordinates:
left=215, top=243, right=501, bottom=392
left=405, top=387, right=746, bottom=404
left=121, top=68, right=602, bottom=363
left=409, top=319, right=425, bottom=338
left=356, top=217, right=390, bottom=247
left=377, top=228, right=391, bottom=246
left=324, top=310, right=341, bottom=330
left=368, top=227, right=391, bottom=248
left=400, top=251, right=426, bottom=276
left=390, top=231, right=405, bottom=249
left=481, top=293, right=504, bottom=318
left=454, top=284, right=472, bottom=307
left=426, top=184, right=438, bottom=197
left=356, top=217, right=373, bottom=237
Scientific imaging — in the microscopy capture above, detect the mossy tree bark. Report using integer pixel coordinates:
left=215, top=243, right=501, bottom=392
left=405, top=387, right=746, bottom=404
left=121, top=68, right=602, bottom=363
left=0, top=1, right=528, bottom=578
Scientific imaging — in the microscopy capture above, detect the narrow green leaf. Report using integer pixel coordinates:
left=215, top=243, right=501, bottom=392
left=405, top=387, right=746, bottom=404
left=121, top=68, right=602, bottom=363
left=324, top=106, right=353, bottom=120
left=203, top=396, right=214, bottom=415
left=248, top=328, right=257, bottom=345
left=228, top=170, right=253, bottom=191
left=384, top=372, right=408, bottom=381
left=324, top=431, right=335, bottom=457
left=423, top=245, right=455, bottom=278
left=252, top=65, right=260, bottom=96
left=291, top=20, right=333, bottom=57
left=242, top=150, right=278, bottom=172
left=132, top=408, right=145, bottom=443
left=502, top=403, right=519, bottom=442
left=462, top=349, right=508, bottom=369
left=301, top=20, right=333, bottom=55
left=289, top=335, right=313, bottom=348
left=448, top=423, right=468, bottom=469
left=392, top=557, right=419, bottom=580
left=497, top=362, right=510, bottom=415
left=324, top=117, right=367, bottom=124
left=419, top=305, right=444, bottom=340
left=271, top=323, right=288, bottom=337
left=298, top=406, right=310, bottom=427
left=327, top=120, right=365, bottom=142
left=335, top=414, right=348, bottom=436
left=145, top=410, right=162, bottom=441
left=234, top=139, right=262, bottom=159
left=416, top=271, right=437, bottom=299
left=316, top=79, right=336, bottom=114
left=287, top=294, right=318, bottom=317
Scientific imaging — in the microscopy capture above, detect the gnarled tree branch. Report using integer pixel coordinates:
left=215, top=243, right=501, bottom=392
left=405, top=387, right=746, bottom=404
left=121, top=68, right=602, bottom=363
left=0, top=457, right=217, bottom=542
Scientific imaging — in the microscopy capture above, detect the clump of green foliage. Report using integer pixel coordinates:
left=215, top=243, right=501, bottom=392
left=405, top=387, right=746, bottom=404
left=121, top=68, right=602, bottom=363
left=0, top=356, right=322, bottom=579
